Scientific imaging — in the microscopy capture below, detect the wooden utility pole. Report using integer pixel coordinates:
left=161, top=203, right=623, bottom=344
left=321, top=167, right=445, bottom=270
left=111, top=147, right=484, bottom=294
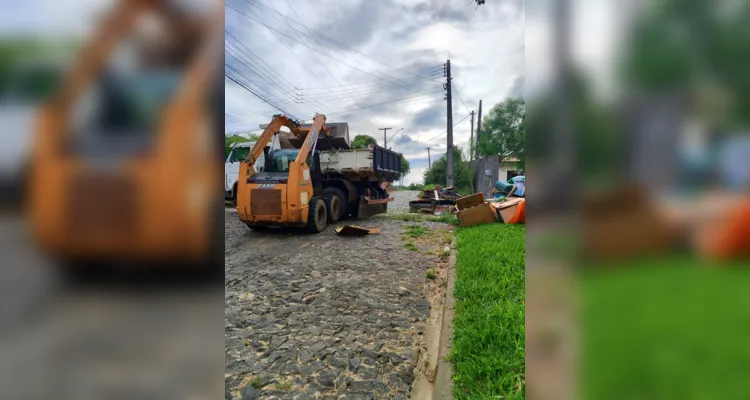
left=426, top=147, right=432, bottom=168
left=378, top=127, right=392, bottom=147
left=445, top=59, right=453, bottom=187
left=475, top=100, right=483, bottom=159
left=469, top=110, right=475, bottom=161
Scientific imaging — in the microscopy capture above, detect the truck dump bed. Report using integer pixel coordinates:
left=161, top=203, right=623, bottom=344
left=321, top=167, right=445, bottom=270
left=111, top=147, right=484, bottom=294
left=319, top=145, right=402, bottom=180
left=260, top=122, right=351, bottom=150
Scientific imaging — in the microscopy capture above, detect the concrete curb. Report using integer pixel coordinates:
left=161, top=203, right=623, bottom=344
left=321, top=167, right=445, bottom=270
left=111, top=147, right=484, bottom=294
left=433, top=235, right=457, bottom=400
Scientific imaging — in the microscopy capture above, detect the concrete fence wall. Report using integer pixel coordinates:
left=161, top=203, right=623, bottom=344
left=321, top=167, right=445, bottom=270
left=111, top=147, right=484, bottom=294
left=469, top=155, right=500, bottom=198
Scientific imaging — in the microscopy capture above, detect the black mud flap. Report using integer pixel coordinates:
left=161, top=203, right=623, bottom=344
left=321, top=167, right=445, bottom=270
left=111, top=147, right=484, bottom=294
left=357, top=198, right=389, bottom=219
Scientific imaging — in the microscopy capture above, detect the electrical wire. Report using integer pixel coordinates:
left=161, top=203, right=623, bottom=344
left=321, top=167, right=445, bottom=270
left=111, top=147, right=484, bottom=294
left=228, top=3, right=430, bottom=87
left=423, top=111, right=473, bottom=143
left=246, top=0, right=444, bottom=84
left=269, top=0, right=363, bottom=102
left=225, top=66, right=298, bottom=118
left=452, top=82, right=471, bottom=114
left=327, top=88, right=444, bottom=116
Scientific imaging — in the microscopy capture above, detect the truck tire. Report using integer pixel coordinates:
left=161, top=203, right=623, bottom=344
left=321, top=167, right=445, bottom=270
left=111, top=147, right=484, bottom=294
left=322, top=187, right=346, bottom=223
left=307, top=197, right=327, bottom=233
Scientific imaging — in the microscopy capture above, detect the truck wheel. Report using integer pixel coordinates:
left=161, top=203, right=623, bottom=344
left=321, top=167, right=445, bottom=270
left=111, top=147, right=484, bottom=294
left=322, top=187, right=346, bottom=223
left=307, top=197, right=327, bottom=233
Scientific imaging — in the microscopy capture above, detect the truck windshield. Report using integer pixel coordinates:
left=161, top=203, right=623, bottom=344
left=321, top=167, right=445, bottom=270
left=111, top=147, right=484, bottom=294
left=231, top=147, right=250, bottom=162
left=1, top=65, right=61, bottom=104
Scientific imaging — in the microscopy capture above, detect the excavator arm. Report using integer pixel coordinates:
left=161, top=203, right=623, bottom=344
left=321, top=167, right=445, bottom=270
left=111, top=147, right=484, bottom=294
left=291, top=113, right=329, bottom=168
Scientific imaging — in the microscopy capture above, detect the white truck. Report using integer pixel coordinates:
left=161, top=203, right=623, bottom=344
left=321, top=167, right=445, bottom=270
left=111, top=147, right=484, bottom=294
left=0, top=61, right=63, bottom=204
left=225, top=140, right=280, bottom=203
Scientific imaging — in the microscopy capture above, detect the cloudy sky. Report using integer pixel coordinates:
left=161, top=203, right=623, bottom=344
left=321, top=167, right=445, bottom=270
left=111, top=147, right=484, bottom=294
left=225, top=0, right=525, bottom=184
left=0, top=0, right=628, bottom=185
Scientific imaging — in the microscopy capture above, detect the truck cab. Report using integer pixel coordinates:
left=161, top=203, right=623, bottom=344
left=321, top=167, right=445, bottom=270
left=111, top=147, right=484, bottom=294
left=0, top=61, right=63, bottom=204
left=224, top=140, right=278, bottom=203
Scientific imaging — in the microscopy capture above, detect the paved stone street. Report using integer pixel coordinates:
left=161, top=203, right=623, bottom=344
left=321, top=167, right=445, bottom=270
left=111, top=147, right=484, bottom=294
left=225, top=192, right=451, bottom=399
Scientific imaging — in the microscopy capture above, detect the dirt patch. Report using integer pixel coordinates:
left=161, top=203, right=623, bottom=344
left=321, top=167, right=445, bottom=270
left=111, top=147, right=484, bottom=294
left=397, top=224, right=454, bottom=400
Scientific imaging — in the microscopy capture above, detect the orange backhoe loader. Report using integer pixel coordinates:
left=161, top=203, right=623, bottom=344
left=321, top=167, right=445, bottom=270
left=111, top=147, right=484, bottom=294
left=27, top=0, right=224, bottom=274
left=237, top=114, right=401, bottom=232
left=237, top=114, right=331, bottom=232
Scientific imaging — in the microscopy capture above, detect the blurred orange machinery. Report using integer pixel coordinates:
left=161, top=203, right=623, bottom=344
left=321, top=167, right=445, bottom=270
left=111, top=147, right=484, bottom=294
left=27, top=0, right=224, bottom=273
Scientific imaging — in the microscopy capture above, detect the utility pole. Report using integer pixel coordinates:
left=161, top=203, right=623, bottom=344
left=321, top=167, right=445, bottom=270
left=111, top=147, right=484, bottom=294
left=444, top=59, right=453, bottom=187
left=475, top=100, right=483, bottom=159
left=378, top=127, right=392, bottom=147
left=469, top=110, right=475, bottom=161
left=426, top=147, right=432, bottom=168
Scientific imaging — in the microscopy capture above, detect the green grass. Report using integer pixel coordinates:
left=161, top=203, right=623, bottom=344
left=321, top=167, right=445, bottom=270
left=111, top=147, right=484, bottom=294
left=582, top=257, right=750, bottom=400
left=385, top=212, right=459, bottom=226
left=275, top=380, right=292, bottom=391
left=402, top=224, right=429, bottom=238
left=250, top=376, right=264, bottom=389
left=426, top=268, right=437, bottom=280
left=403, top=242, right=419, bottom=251
left=450, top=223, right=525, bottom=399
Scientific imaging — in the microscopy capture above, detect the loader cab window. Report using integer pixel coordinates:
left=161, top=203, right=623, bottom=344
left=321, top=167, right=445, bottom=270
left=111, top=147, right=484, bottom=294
left=69, top=67, right=182, bottom=156
left=265, top=149, right=320, bottom=173
left=93, top=68, right=182, bottom=135
left=267, top=149, right=299, bottom=173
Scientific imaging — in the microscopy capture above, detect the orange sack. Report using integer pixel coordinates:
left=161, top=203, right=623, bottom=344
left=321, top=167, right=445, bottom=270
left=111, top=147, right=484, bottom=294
left=705, top=201, right=750, bottom=260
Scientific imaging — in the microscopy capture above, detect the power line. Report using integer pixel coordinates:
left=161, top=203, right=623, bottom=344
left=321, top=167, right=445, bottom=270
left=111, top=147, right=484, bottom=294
left=270, top=0, right=362, bottom=102
left=246, top=0, right=444, bottom=84
left=225, top=29, right=336, bottom=116
left=299, top=74, right=443, bottom=96
left=225, top=67, right=298, bottom=118
left=423, top=111, right=473, bottom=143
left=225, top=31, right=298, bottom=90
left=452, top=82, right=471, bottom=114
left=225, top=47, right=317, bottom=116
left=229, top=3, right=433, bottom=87
left=234, top=2, right=338, bottom=103
left=298, top=65, right=445, bottom=90
left=327, top=88, right=444, bottom=116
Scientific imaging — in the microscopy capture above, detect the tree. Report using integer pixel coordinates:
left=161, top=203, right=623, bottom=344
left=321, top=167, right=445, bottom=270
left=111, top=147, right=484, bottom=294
left=423, top=146, right=473, bottom=194
left=224, top=134, right=259, bottom=158
left=621, top=0, right=750, bottom=127
left=477, top=98, right=526, bottom=165
left=351, top=134, right=377, bottom=149
left=399, top=157, right=411, bottom=183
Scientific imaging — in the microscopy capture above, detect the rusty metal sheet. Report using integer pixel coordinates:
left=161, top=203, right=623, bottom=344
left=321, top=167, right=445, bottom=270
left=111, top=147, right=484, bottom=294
left=364, top=197, right=394, bottom=205
left=335, top=225, right=382, bottom=236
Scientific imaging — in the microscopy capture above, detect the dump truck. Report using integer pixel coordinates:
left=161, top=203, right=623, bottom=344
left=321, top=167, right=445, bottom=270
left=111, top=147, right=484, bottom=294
left=27, top=0, right=224, bottom=274
left=236, top=114, right=402, bottom=232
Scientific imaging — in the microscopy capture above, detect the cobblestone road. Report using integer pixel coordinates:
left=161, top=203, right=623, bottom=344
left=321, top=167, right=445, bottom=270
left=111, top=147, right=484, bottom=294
left=225, top=192, right=451, bottom=400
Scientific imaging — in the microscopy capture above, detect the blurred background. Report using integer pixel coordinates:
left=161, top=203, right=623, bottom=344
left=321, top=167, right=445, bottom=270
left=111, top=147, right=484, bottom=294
left=526, top=0, right=750, bottom=399
left=0, top=0, right=224, bottom=398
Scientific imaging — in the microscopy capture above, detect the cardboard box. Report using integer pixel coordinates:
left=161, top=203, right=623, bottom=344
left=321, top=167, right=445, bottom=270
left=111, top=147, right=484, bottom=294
left=490, top=198, right=525, bottom=224
left=581, top=187, right=673, bottom=263
left=456, top=193, right=496, bottom=227
left=456, top=193, right=484, bottom=209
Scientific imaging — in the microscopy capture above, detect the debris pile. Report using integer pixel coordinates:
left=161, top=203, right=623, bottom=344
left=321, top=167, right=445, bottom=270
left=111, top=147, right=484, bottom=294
left=409, top=185, right=462, bottom=215
left=408, top=185, right=526, bottom=227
